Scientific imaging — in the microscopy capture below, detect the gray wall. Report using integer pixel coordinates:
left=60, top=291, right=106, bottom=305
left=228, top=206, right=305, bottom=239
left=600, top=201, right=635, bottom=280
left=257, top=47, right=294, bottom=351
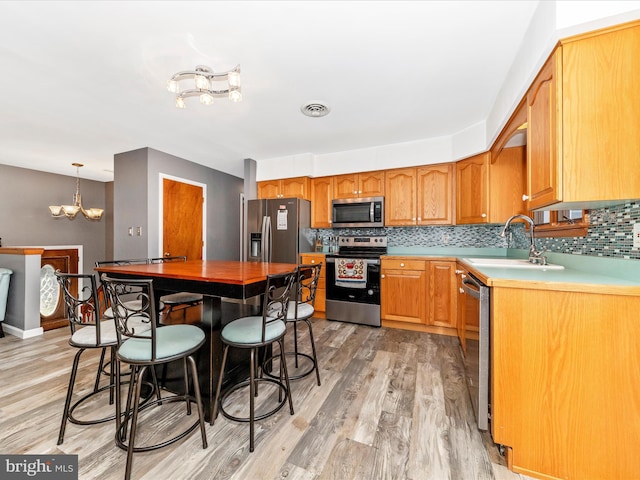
left=0, top=164, right=108, bottom=272
left=114, top=147, right=244, bottom=260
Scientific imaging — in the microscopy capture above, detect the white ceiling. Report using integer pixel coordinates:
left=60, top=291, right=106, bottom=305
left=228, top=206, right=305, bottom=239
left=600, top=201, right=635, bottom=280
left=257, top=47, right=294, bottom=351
left=0, top=0, right=542, bottom=182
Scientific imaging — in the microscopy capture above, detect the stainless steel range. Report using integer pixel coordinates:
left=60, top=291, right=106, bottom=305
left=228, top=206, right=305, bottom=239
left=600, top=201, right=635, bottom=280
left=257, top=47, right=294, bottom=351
left=325, top=235, right=387, bottom=327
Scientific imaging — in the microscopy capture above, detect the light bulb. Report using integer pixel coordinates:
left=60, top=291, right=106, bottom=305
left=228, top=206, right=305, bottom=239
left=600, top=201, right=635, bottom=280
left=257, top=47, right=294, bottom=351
left=176, top=97, right=186, bottom=109
left=195, top=74, right=210, bottom=90
left=229, top=88, right=242, bottom=103
left=200, top=93, right=214, bottom=105
left=49, top=206, right=63, bottom=216
left=228, top=71, right=241, bottom=88
left=166, top=79, right=179, bottom=93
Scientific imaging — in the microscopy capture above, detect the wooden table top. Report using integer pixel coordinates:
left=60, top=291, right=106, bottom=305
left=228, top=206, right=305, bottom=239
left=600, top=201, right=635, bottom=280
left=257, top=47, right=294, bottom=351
left=95, top=260, right=298, bottom=286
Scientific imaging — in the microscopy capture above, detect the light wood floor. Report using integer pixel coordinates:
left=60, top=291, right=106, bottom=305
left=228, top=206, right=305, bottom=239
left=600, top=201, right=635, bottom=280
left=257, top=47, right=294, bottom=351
left=0, top=319, right=534, bottom=480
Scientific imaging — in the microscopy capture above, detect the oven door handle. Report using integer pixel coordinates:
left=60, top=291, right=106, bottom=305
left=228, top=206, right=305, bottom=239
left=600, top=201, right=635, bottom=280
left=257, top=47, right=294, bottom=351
left=462, top=276, right=481, bottom=299
left=325, top=257, right=380, bottom=265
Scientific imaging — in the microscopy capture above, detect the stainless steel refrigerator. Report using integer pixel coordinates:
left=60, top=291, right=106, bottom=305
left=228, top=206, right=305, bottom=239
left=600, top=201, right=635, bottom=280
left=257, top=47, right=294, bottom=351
left=245, top=198, right=312, bottom=263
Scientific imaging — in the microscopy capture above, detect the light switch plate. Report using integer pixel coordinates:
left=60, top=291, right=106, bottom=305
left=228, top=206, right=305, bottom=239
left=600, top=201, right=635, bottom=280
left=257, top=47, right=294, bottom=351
left=634, top=223, right=640, bottom=249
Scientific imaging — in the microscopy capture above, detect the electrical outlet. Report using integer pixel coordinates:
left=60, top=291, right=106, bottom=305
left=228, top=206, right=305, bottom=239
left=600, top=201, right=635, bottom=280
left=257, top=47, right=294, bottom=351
left=634, top=223, right=640, bottom=249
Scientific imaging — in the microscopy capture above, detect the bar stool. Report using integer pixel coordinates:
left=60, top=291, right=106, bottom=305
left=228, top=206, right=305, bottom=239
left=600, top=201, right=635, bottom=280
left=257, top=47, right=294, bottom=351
left=211, top=270, right=297, bottom=452
left=101, top=274, right=207, bottom=480
left=55, top=272, right=152, bottom=445
left=264, top=263, right=323, bottom=385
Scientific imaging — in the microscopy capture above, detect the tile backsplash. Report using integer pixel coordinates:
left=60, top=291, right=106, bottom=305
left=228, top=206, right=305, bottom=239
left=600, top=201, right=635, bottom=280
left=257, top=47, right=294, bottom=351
left=312, top=201, right=639, bottom=260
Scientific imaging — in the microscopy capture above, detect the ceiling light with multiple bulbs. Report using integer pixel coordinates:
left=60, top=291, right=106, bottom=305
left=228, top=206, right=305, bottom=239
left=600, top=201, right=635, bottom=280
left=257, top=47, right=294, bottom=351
left=167, top=64, right=242, bottom=108
left=49, top=163, right=104, bottom=220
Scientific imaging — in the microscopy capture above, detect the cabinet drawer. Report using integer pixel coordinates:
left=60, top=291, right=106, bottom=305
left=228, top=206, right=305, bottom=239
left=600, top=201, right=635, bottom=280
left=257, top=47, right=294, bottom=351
left=381, top=259, right=426, bottom=270
left=300, top=255, right=325, bottom=268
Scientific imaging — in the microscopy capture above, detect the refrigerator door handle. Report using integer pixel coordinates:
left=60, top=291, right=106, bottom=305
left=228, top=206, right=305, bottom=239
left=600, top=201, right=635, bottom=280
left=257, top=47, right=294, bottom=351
left=265, top=215, right=272, bottom=262
left=261, top=215, right=272, bottom=262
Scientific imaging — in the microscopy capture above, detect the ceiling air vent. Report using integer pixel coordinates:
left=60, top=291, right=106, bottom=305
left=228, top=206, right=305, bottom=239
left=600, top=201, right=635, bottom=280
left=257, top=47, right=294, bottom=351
left=301, top=102, right=331, bottom=118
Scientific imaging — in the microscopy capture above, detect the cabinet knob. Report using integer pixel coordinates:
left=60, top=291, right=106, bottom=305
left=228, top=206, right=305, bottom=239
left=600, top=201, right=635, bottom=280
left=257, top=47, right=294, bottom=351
left=417, top=217, right=421, bottom=221
left=311, top=260, right=315, bottom=263
left=481, top=213, right=487, bottom=218
left=412, top=218, right=416, bottom=221
left=455, top=269, right=463, bottom=274
left=381, top=274, right=385, bottom=279
left=459, top=288, right=465, bottom=294
left=358, top=190, right=362, bottom=194
left=400, top=263, right=405, bottom=267
left=522, top=194, right=529, bottom=201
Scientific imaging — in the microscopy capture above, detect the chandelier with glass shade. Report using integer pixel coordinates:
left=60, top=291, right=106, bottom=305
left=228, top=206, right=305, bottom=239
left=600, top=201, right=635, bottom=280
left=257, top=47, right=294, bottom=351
left=49, top=163, right=104, bottom=220
left=167, top=64, right=241, bottom=108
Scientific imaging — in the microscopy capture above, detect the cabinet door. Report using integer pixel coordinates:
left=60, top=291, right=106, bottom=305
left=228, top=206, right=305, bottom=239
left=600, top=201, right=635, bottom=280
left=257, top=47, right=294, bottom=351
left=358, top=171, right=385, bottom=197
left=257, top=180, right=281, bottom=199
left=417, top=164, right=453, bottom=225
left=310, top=176, right=333, bottom=228
left=300, top=253, right=325, bottom=313
left=281, top=177, right=310, bottom=200
left=384, top=168, right=417, bottom=226
left=527, top=49, right=561, bottom=209
left=456, top=153, right=489, bottom=224
left=381, top=266, right=427, bottom=324
left=333, top=174, right=359, bottom=199
left=456, top=266, right=467, bottom=352
left=427, top=261, right=457, bottom=328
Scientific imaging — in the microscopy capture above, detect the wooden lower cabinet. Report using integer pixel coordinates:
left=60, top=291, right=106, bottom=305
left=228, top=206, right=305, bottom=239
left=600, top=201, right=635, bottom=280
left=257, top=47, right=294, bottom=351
left=492, top=286, right=640, bottom=480
left=380, top=259, right=426, bottom=324
left=455, top=263, right=480, bottom=353
left=299, top=253, right=325, bottom=316
left=381, top=257, right=457, bottom=334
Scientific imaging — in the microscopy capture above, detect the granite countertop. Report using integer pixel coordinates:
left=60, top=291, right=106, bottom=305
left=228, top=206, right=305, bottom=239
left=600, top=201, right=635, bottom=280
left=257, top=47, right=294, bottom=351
left=384, top=247, right=640, bottom=294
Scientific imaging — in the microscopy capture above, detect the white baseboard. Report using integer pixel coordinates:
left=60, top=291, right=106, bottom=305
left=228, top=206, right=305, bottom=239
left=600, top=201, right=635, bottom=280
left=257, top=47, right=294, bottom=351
left=2, top=323, right=44, bottom=339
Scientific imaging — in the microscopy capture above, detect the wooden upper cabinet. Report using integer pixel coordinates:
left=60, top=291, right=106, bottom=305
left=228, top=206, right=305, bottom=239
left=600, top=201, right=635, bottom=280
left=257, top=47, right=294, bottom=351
left=258, top=176, right=310, bottom=200
left=386, top=165, right=453, bottom=226
left=526, top=48, right=561, bottom=210
left=417, top=164, right=454, bottom=225
left=526, top=21, right=640, bottom=210
left=456, top=153, right=489, bottom=224
left=456, top=148, right=526, bottom=225
left=333, top=171, right=384, bottom=199
left=310, top=176, right=333, bottom=228
left=385, top=168, right=417, bottom=226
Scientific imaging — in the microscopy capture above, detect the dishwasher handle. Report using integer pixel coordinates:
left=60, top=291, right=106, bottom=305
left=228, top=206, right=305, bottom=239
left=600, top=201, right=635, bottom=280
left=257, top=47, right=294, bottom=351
left=462, top=275, right=482, bottom=299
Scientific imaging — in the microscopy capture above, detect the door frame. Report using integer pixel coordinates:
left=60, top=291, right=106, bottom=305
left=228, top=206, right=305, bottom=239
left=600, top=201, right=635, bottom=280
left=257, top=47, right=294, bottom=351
left=158, top=173, right=207, bottom=259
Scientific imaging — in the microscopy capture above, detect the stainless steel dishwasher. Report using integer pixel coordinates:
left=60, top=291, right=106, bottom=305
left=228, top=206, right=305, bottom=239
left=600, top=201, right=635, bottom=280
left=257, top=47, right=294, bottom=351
left=461, top=272, right=491, bottom=431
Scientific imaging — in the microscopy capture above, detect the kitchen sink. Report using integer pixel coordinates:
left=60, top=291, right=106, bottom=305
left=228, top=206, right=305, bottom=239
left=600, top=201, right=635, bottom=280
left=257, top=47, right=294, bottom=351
left=464, top=258, right=565, bottom=270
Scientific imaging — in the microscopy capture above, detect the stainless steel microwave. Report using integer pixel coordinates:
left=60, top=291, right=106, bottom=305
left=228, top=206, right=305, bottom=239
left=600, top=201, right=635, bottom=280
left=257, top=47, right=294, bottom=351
left=332, top=197, right=384, bottom=228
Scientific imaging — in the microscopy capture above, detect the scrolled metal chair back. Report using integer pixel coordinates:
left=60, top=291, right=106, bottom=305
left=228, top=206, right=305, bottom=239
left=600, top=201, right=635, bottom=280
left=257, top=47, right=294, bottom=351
left=100, top=274, right=155, bottom=348
left=296, top=263, right=322, bottom=306
left=55, top=272, right=102, bottom=334
left=262, top=270, right=297, bottom=341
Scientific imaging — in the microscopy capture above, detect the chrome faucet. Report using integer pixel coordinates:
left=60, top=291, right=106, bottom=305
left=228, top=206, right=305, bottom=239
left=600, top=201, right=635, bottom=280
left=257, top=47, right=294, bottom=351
left=499, top=214, right=547, bottom=265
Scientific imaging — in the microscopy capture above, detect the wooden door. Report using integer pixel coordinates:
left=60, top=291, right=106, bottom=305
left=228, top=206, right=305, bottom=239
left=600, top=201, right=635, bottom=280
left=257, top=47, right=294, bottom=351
left=456, top=153, right=489, bottom=224
left=527, top=49, right=561, bottom=209
left=417, top=164, right=453, bottom=225
left=40, top=248, right=79, bottom=331
left=384, top=168, right=416, bottom=226
left=310, top=176, right=333, bottom=228
left=358, top=171, right=385, bottom=197
left=163, top=178, right=203, bottom=260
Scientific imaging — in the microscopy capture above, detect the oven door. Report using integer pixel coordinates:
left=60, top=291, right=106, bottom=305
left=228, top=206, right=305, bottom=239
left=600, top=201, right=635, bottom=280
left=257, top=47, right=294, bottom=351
left=325, top=256, right=381, bottom=327
left=325, top=257, right=380, bottom=304
left=462, top=273, right=490, bottom=431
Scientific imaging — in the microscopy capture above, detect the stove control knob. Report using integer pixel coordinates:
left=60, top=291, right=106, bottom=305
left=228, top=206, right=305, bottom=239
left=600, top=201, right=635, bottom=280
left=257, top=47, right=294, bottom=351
left=368, top=289, right=374, bottom=295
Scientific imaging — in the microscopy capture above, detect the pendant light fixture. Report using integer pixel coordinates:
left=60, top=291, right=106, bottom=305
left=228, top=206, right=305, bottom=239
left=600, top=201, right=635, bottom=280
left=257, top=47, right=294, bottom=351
left=49, top=163, right=104, bottom=220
